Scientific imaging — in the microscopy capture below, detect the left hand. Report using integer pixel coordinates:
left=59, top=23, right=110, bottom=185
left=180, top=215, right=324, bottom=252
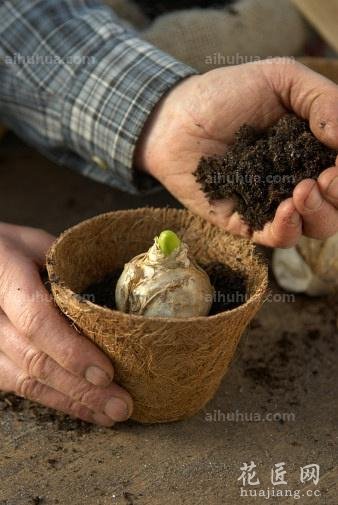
left=0, top=223, right=133, bottom=425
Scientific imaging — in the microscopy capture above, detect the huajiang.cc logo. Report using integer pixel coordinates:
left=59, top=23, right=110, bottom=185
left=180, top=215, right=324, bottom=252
left=238, top=461, right=321, bottom=500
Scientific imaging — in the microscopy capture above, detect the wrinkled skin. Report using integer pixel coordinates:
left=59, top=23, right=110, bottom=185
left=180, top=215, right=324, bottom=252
left=136, top=59, right=338, bottom=247
left=0, top=223, right=133, bottom=426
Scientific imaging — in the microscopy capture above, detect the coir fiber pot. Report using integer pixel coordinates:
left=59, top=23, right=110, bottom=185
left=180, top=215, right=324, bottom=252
left=47, top=208, right=268, bottom=423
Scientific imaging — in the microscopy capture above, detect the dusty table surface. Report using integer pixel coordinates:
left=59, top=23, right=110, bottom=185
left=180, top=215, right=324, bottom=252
left=0, top=137, right=337, bottom=505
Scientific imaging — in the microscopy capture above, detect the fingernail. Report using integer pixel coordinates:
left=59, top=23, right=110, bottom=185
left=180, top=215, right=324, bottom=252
left=104, top=397, right=129, bottom=422
left=85, top=366, right=111, bottom=387
left=92, top=412, right=115, bottom=427
left=326, top=176, right=338, bottom=199
left=289, top=210, right=301, bottom=226
left=304, top=184, right=322, bottom=211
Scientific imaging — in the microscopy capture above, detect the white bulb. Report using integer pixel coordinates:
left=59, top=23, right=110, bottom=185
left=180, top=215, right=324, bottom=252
left=272, top=237, right=338, bottom=296
left=115, top=239, right=214, bottom=318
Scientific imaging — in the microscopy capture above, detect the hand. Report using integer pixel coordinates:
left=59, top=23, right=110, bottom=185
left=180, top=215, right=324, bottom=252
left=136, top=59, right=338, bottom=247
left=0, top=223, right=133, bottom=425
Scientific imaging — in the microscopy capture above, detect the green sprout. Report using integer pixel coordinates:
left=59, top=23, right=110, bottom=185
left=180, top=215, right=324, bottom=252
left=156, top=230, right=181, bottom=256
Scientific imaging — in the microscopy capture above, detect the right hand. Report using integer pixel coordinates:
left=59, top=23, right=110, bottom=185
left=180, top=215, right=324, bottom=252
left=0, top=222, right=133, bottom=426
left=136, top=59, right=338, bottom=247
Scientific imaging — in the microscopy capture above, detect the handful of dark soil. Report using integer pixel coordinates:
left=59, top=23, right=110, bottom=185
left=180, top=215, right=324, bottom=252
left=194, top=115, right=337, bottom=230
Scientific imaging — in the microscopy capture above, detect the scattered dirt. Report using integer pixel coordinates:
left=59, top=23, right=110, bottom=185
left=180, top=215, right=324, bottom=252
left=0, top=392, right=95, bottom=434
left=194, top=114, right=338, bottom=230
left=243, top=331, right=298, bottom=394
left=137, top=0, right=236, bottom=20
left=242, top=292, right=338, bottom=408
left=81, top=262, right=247, bottom=315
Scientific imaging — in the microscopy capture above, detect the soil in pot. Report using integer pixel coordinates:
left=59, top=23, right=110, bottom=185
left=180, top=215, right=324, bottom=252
left=80, top=262, right=247, bottom=315
left=194, top=114, right=338, bottom=231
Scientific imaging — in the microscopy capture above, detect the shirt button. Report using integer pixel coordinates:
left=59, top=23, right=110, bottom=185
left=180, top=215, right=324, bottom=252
left=91, top=155, right=108, bottom=170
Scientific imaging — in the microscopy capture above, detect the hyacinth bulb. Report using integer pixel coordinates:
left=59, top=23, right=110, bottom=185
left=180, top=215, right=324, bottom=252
left=115, top=230, right=214, bottom=318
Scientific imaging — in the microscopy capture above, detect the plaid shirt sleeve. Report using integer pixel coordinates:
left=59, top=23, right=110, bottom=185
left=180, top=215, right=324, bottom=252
left=0, top=0, right=197, bottom=194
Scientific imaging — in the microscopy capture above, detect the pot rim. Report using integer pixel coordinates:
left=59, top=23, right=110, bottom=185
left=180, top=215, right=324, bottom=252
left=47, top=208, right=268, bottom=324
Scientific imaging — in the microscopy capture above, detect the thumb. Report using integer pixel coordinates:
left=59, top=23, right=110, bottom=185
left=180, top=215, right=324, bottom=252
left=268, top=60, right=338, bottom=150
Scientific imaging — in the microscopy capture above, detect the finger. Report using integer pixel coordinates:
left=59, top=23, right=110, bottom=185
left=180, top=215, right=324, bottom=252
left=317, top=165, right=338, bottom=208
left=267, top=60, right=338, bottom=149
left=253, top=198, right=302, bottom=248
left=18, top=227, right=56, bottom=265
left=0, top=223, right=55, bottom=265
left=208, top=199, right=236, bottom=229
left=293, top=179, right=338, bottom=239
left=0, top=249, right=114, bottom=387
left=223, top=211, right=251, bottom=238
left=0, top=351, right=114, bottom=427
left=200, top=194, right=302, bottom=247
left=206, top=206, right=251, bottom=237
left=0, top=311, right=133, bottom=422
left=207, top=199, right=251, bottom=237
